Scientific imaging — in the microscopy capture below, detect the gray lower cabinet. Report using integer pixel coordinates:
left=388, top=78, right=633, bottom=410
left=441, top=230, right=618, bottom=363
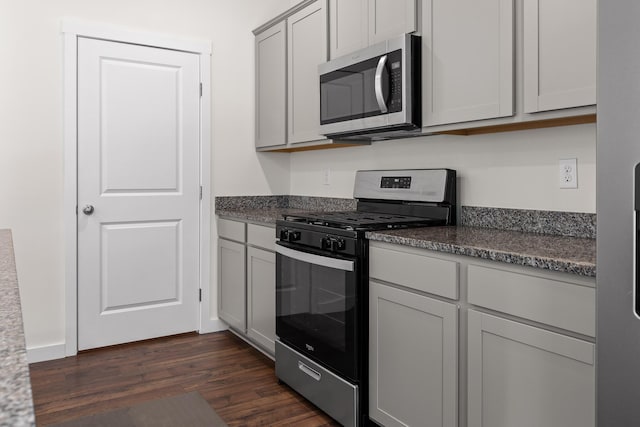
left=218, top=238, right=246, bottom=332
left=217, top=218, right=276, bottom=356
left=369, top=280, right=458, bottom=427
left=247, top=246, right=276, bottom=354
left=369, top=241, right=595, bottom=427
left=467, top=309, right=595, bottom=427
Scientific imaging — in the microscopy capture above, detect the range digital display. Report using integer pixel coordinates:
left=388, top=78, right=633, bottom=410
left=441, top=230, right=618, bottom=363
left=380, top=176, right=411, bottom=189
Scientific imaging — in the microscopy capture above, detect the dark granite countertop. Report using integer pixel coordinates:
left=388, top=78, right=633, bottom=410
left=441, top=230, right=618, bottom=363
left=216, top=208, right=313, bottom=225
left=215, top=196, right=597, bottom=277
left=366, top=226, right=596, bottom=277
left=215, top=195, right=356, bottom=225
left=0, top=230, right=36, bottom=427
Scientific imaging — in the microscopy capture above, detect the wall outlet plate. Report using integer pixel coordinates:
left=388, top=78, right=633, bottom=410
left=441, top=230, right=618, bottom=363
left=322, top=168, right=331, bottom=186
left=559, top=158, right=578, bottom=189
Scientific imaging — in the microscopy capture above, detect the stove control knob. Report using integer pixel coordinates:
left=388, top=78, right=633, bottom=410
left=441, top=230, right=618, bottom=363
left=320, top=237, right=333, bottom=249
left=288, top=231, right=301, bottom=242
left=321, top=237, right=331, bottom=250
left=331, top=238, right=346, bottom=251
left=279, top=229, right=290, bottom=241
left=322, top=237, right=346, bottom=251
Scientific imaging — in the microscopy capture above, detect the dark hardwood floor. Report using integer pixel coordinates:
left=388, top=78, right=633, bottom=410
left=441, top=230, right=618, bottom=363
left=29, top=331, right=339, bottom=426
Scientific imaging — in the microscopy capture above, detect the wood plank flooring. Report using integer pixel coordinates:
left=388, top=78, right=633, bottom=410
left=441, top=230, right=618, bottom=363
left=29, top=331, right=339, bottom=426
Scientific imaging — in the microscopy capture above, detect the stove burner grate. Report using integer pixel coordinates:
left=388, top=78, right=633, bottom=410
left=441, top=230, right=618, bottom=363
left=283, top=210, right=444, bottom=231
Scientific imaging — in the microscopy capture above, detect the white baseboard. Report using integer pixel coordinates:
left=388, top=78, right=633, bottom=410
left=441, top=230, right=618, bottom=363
left=27, top=343, right=67, bottom=363
left=199, top=318, right=228, bottom=334
left=26, top=323, right=227, bottom=363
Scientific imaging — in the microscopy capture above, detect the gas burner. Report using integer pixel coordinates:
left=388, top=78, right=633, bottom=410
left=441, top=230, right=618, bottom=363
left=283, top=210, right=445, bottom=231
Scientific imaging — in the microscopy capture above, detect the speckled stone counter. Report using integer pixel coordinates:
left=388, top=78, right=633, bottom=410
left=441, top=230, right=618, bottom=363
left=366, top=226, right=596, bottom=277
left=0, top=230, right=35, bottom=427
left=215, top=195, right=356, bottom=225
left=216, top=208, right=314, bottom=225
left=461, top=206, right=596, bottom=239
left=215, top=197, right=597, bottom=277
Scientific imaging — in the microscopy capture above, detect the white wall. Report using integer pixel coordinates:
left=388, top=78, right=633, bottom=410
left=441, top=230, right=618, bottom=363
left=290, top=123, right=596, bottom=213
left=0, top=0, right=292, bottom=354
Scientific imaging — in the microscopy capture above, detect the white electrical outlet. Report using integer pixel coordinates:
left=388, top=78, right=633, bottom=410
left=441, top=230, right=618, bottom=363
left=559, top=158, right=578, bottom=189
left=323, top=168, right=331, bottom=186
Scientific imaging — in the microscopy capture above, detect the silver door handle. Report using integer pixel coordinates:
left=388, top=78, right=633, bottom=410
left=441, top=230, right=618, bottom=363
left=275, top=244, right=354, bottom=271
left=298, top=361, right=321, bottom=381
left=374, top=54, right=388, bottom=113
left=82, top=205, right=94, bottom=215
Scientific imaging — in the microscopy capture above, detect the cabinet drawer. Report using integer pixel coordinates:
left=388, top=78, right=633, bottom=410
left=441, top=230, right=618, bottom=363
left=468, top=264, right=595, bottom=337
left=217, top=218, right=245, bottom=242
left=369, top=245, right=458, bottom=300
left=247, top=223, right=275, bottom=251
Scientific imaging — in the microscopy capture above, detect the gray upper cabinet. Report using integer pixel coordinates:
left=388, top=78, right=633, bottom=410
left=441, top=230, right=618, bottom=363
left=329, top=0, right=417, bottom=60
left=255, top=21, right=286, bottom=149
left=523, top=0, right=597, bottom=113
left=287, top=0, right=328, bottom=145
left=368, top=0, right=417, bottom=45
left=329, top=0, right=367, bottom=59
left=422, top=0, right=514, bottom=126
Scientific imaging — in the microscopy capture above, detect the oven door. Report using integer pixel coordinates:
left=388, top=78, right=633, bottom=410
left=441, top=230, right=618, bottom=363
left=275, top=242, right=360, bottom=382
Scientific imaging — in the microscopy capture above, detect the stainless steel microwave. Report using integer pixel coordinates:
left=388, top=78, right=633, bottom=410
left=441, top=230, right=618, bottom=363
left=318, top=34, right=421, bottom=140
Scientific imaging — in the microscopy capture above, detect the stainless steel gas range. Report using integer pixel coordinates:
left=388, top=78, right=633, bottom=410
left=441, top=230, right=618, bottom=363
left=274, top=169, right=457, bottom=426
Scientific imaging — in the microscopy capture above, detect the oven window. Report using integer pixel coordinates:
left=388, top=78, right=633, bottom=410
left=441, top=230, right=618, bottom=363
left=276, top=252, right=356, bottom=353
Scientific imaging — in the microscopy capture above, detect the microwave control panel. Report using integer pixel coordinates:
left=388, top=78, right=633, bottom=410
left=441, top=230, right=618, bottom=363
left=388, top=49, right=403, bottom=113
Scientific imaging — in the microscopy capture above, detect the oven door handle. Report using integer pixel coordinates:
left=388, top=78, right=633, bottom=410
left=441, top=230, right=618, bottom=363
left=275, top=244, right=354, bottom=272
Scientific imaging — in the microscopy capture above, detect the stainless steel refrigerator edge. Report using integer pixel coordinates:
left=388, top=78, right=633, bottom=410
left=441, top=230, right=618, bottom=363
left=597, top=2, right=640, bottom=425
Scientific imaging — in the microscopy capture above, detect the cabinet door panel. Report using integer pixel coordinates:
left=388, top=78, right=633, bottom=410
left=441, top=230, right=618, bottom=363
left=369, top=245, right=458, bottom=299
left=247, top=223, right=275, bottom=251
left=523, top=0, right=596, bottom=112
left=423, top=0, right=514, bottom=126
left=247, top=247, right=276, bottom=354
left=255, top=22, right=287, bottom=148
left=369, top=280, right=458, bottom=427
left=368, top=0, right=417, bottom=45
left=287, top=0, right=328, bottom=144
left=467, top=310, right=595, bottom=427
left=329, top=0, right=368, bottom=59
left=217, top=218, right=245, bottom=242
left=218, top=239, right=246, bottom=332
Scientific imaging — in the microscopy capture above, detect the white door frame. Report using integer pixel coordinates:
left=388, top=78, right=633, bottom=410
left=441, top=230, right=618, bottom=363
left=62, top=20, right=213, bottom=356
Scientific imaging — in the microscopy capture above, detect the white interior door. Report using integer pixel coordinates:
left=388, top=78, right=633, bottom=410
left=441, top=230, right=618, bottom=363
left=77, top=37, right=201, bottom=350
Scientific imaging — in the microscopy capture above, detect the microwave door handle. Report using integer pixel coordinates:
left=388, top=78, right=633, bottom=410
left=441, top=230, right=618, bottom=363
left=275, top=244, right=354, bottom=272
left=374, top=55, right=388, bottom=113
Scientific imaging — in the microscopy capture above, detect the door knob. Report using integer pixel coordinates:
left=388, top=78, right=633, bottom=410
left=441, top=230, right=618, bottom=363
left=82, top=205, right=95, bottom=215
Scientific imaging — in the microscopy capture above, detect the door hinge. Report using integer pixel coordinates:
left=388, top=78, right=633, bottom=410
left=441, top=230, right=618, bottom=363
left=199, top=288, right=202, bottom=302
left=199, top=186, right=203, bottom=200
left=199, top=83, right=203, bottom=97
